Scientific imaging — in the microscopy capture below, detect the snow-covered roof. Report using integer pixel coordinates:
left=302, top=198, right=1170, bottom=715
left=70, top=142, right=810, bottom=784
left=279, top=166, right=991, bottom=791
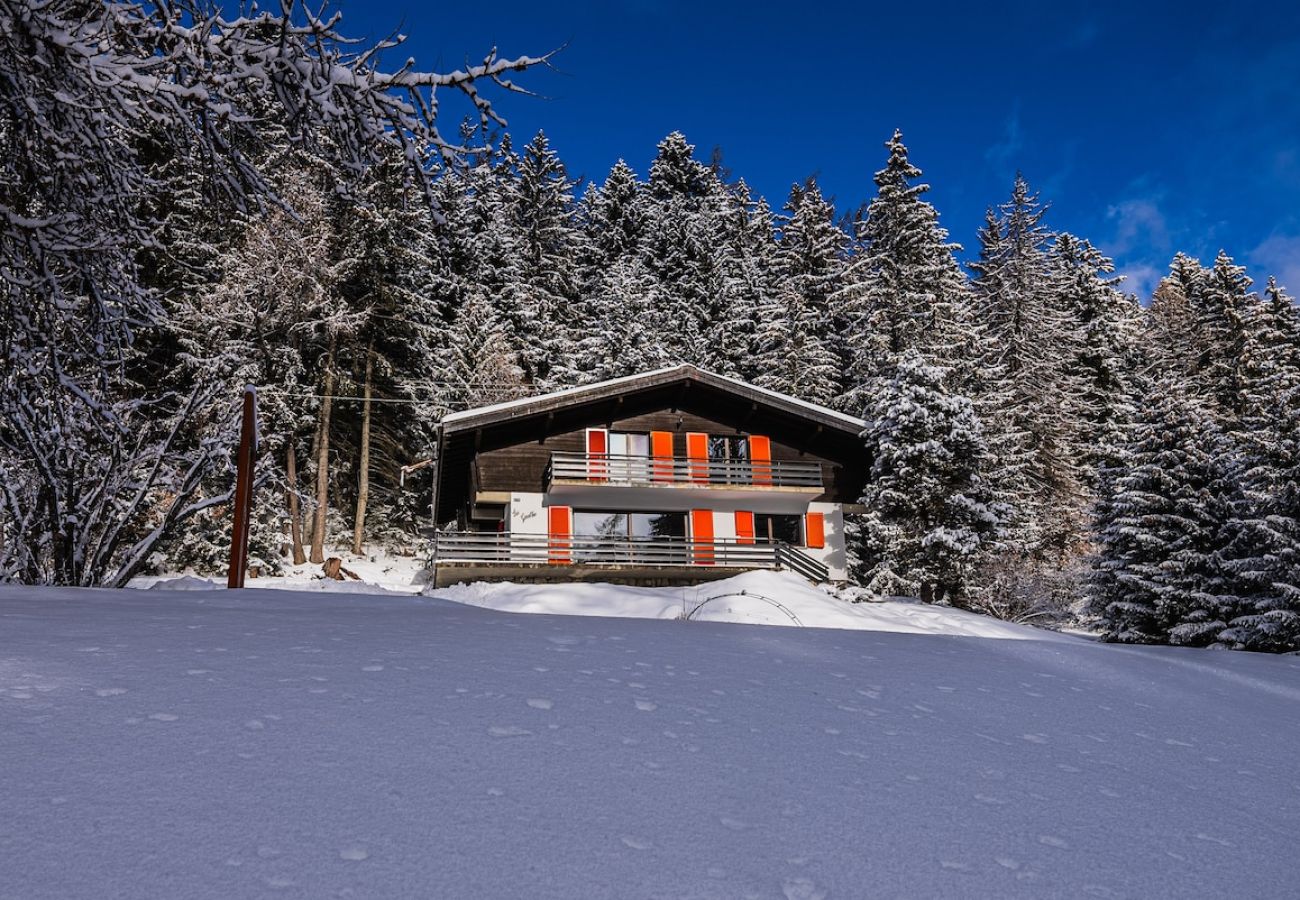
left=440, top=364, right=866, bottom=434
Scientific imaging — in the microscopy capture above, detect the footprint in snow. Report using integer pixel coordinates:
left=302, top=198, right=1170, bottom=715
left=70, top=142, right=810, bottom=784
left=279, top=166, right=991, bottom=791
left=719, top=816, right=749, bottom=831
left=244, top=719, right=265, bottom=731
left=781, top=876, right=828, bottom=900
left=634, top=700, right=658, bottom=712
left=95, top=688, right=128, bottom=697
left=338, top=846, right=369, bottom=861
left=362, top=665, right=384, bottom=672
left=487, top=726, right=532, bottom=738
left=620, top=835, right=653, bottom=850
left=1038, top=835, right=1068, bottom=849
left=148, top=713, right=179, bottom=722
left=1021, top=733, right=1049, bottom=744
left=526, top=698, right=554, bottom=710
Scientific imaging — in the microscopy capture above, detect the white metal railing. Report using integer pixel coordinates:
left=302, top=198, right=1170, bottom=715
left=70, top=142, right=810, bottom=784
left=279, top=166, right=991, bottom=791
left=546, top=452, right=823, bottom=490
left=431, top=532, right=829, bottom=582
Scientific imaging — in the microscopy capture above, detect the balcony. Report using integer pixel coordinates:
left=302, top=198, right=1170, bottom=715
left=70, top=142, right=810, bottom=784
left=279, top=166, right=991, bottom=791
left=545, top=452, right=824, bottom=492
left=430, top=532, right=828, bottom=587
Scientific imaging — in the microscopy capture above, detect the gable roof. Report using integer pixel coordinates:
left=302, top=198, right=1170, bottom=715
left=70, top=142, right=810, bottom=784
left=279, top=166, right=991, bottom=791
left=440, top=364, right=865, bottom=436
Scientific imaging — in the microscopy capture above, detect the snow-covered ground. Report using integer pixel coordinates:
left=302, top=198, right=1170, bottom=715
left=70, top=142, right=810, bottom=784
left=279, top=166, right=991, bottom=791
left=135, top=563, right=1063, bottom=640
left=434, top=570, right=1067, bottom=640
left=3, top=585, right=1298, bottom=899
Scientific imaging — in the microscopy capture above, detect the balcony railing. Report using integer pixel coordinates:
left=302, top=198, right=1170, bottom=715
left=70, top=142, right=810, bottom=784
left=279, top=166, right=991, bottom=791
left=432, top=532, right=829, bottom=582
left=546, top=452, right=823, bottom=490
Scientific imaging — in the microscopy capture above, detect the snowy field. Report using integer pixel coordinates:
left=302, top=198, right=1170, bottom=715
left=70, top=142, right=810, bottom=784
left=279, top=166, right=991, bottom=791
left=2, top=584, right=1299, bottom=899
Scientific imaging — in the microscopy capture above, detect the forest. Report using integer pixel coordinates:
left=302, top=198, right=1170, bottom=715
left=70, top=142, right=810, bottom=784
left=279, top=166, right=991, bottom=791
left=2, top=0, right=1298, bottom=653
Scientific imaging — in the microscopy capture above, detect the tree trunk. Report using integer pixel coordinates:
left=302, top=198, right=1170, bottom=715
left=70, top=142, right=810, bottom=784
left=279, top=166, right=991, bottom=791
left=286, top=443, right=306, bottom=566
left=351, top=344, right=374, bottom=557
left=920, top=581, right=935, bottom=605
left=310, top=336, right=337, bottom=565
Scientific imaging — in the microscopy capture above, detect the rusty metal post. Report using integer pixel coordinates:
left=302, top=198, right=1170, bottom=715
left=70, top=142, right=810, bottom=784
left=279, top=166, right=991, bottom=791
left=227, top=386, right=258, bottom=589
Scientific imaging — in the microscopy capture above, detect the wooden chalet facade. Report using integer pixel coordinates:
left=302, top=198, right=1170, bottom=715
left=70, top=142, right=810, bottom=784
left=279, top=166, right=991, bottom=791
left=428, top=365, right=867, bottom=587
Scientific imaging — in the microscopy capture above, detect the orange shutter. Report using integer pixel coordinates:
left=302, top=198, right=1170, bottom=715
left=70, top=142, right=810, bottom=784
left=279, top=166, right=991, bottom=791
left=586, top=428, right=608, bottom=482
left=734, top=510, right=755, bottom=545
left=749, top=435, right=772, bottom=485
left=691, top=509, right=714, bottom=565
left=686, top=432, right=709, bottom=483
left=805, top=511, right=825, bottom=549
left=650, top=430, right=674, bottom=482
left=548, top=506, right=572, bottom=564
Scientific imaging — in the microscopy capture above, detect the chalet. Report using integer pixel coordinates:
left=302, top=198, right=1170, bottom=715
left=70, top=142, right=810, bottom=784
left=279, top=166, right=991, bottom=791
left=428, top=365, right=868, bottom=587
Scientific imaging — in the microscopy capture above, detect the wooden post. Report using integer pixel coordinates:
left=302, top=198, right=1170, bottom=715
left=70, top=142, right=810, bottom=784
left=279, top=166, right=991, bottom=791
left=227, top=386, right=258, bottom=589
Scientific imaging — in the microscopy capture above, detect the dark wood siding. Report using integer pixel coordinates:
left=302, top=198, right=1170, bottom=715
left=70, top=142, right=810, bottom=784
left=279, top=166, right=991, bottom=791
left=474, top=410, right=853, bottom=502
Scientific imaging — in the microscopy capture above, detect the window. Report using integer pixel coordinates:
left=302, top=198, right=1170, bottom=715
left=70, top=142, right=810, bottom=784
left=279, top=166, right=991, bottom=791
left=754, top=513, right=803, bottom=546
left=609, top=431, right=650, bottom=457
left=707, top=435, right=749, bottom=461
left=573, top=511, right=686, bottom=541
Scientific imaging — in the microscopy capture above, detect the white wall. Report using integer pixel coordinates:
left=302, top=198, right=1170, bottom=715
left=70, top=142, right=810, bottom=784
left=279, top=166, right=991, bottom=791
left=803, top=502, right=847, bottom=583
left=508, top=492, right=547, bottom=562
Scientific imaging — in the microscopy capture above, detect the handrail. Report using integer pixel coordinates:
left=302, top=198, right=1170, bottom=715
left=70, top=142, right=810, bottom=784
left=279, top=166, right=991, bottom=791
left=432, top=532, right=829, bottom=583
left=547, top=452, right=823, bottom=490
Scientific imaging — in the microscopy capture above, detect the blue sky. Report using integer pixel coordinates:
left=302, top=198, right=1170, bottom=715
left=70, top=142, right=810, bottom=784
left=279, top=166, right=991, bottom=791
left=344, top=0, right=1300, bottom=299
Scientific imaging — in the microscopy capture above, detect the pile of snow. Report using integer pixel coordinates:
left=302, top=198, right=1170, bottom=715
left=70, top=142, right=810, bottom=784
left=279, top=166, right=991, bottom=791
left=2, top=583, right=1298, bottom=898
left=432, top=570, right=1063, bottom=640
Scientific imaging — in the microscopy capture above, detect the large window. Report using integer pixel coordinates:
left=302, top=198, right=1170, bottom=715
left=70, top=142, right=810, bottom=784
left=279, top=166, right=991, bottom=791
left=754, top=513, right=803, bottom=546
left=573, top=511, right=686, bottom=541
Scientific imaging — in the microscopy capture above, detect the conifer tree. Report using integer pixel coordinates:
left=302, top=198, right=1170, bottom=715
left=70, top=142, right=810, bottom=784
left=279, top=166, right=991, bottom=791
left=836, top=130, right=969, bottom=413
left=1092, top=383, right=1253, bottom=645
left=858, top=351, right=998, bottom=605
left=968, top=176, right=1086, bottom=571
left=641, top=132, right=726, bottom=365
left=753, top=181, right=844, bottom=405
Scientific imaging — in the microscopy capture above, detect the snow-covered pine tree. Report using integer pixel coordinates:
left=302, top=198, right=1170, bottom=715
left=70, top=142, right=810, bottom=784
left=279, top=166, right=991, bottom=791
left=1191, top=252, right=1260, bottom=425
left=641, top=132, right=727, bottom=366
left=752, top=181, right=844, bottom=406
left=857, top=350, right=998, bottom=605
left=835, top=130, right=970, bottom=414
left=576, top=256, right=672, bottom=382
left=1091, top=381, right=1254, bottom=645
left=967, top=176, right=1087, bottom=580
left=1219, top=277, right=1300, bottom=652
left=500, top=132, right=585, bottom=389
left=706, top=182, right=780, bottom=380
left=1052, top=234, right=1143, bottom=489
left=437, top=290, right=529, bottom=413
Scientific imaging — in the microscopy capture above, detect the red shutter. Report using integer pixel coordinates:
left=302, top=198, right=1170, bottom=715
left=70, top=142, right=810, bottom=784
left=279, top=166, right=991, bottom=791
left=650, top=430, right=674, bottom=482
left=586, top=428, right=608, bottom=482
left=734, top=510, right=755, bottom=545
left=805, top=512, right=825, bottom=549
left=749, top=435, right=772, bottom=485
left=686, top=432, right=709, bottom=483
left=548, top=506, right=572, bottom=564
left=691, top=509, right=714, bottom=565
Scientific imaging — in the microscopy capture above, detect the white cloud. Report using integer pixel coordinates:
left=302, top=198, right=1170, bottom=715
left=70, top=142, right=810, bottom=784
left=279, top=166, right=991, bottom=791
left=1105, top=196, right=1170, bottom=257
left=1248, top=233, right=1300, bottom=295
left=1113, top=263, right=1164, bottom=303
